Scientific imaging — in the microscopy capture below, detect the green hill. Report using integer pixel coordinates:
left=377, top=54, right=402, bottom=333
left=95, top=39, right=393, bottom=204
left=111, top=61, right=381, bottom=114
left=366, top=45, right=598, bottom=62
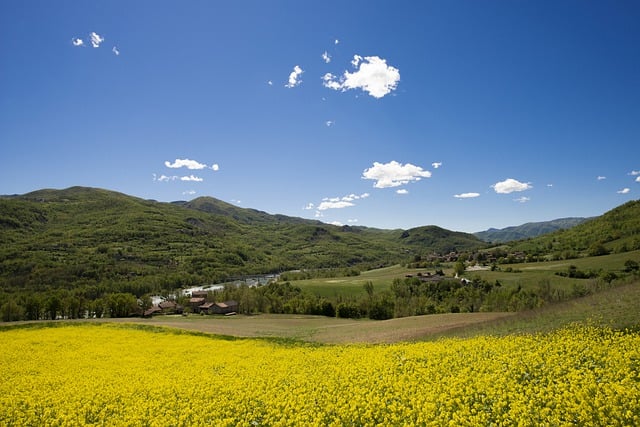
left=400, top=225, right=483, bottom=254
left=506, top=200, right=640, bottom=258
left=0, top=187, right=485, bottom=296
left=474, top=217, right=589, bottom=243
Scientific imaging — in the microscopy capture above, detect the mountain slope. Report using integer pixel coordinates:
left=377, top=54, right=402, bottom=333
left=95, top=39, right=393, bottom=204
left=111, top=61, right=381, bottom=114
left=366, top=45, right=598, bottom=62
left=474, top=217, right=589, bottom=243
left=0, top=187, right=485, bottom=293
left=508, top=200, right=640, bottom=256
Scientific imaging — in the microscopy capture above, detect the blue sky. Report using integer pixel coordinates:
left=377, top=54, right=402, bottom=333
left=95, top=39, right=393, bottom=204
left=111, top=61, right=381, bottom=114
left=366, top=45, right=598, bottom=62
left=1, top=1, right=639, bottom=232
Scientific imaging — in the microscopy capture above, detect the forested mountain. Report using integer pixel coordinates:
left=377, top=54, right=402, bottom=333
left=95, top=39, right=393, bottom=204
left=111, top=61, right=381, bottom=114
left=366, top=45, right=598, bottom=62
left=506, top=200, right=640, bottom=258
left=474, top=217, right=589, bottom=243
left=0, top=187, right=485, bottom=294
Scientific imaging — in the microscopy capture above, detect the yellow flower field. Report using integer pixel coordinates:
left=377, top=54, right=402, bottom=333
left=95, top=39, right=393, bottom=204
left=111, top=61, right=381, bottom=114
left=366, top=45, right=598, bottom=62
left=1, top=323, right=639, bottom=426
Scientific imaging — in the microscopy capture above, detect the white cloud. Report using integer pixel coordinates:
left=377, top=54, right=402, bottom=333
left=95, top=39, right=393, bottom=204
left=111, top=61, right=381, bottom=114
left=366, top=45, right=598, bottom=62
left=432, top=162, right=442, bottom=169
left=212, top=164, right=220, bottom=171
left=362, top=161, right=431, bottom=188
left=597, top=176, right=607, bottom=181
left=307, top=192, right=369, bottom=212
left=454, top=192, right=480, bottom=199
left=165, top=158, right=209, bottom=170
left=335, top=39, right=340, bottom=45
left=90, top=32, right=104, bottom=48
left=323, top=55, right=400, bottom=99
left=629, top=170, right=640, bottom=176
left=330, top=221, right=344, bottom=226
left=636, top=177, right=640, bottom=183
left=180, top=175, right=203, bottom=182
left=617, top=188, right=630, bottom=194
left=318, top=200, right=354, bottom=210
left=514, top=196, right=531, bottom=203
left=285, top=65, right=303, bottom=88
left=397, top=189, right=409, bottom=195
left=155, top=174, right=178, bottom=182
left=325, top=120, right=334, bottom=127
left=322, top=51, right=331, bottom=64
left=267, top=80, right=273, bottom=86
left=492, top=178, right=532, bottom=194
left=348, top=219, right=358, bottom=223
left=112, top=46, right=120, bottom=56
left=72, top=38, right=84, bottom=47
left=183, top=190, right=196, bottom=196
left=322, top=73, right=342, bottom=90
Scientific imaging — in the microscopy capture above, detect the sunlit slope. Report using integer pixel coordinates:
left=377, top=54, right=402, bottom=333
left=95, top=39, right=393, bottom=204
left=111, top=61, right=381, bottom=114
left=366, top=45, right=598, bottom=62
left=0, top=186, right=484, bottom=292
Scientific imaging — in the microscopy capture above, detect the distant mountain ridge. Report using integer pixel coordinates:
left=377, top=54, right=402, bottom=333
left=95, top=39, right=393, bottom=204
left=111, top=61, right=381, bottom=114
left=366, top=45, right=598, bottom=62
left=474, top=217, right=590, bottom=243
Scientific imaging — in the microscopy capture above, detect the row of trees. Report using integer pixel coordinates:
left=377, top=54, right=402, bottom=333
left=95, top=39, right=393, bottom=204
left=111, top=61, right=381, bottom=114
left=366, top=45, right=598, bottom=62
left=3, top=259, right=638, bottom=322
left=0, top=291, right=143, bottom=322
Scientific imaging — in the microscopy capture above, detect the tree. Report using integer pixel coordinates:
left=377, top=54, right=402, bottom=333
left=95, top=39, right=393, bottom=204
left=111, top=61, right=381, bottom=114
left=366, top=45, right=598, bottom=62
left=624, top=259, right=639, bottom=273
left=1, top=300, right=24, bottom=322
left=588, top=243, right=609, bottom=257
left=454, top=260, right=465, bottom=277
left=138, top=295, right=153, bottom=316
left=363, top=281, right=374, bottom=299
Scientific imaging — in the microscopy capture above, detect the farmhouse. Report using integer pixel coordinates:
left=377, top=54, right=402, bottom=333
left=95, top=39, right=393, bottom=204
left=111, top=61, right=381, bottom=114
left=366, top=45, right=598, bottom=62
left=189, top=297, right=206, bottom=312
left=158, top=300, right=183, bottom=314
left=202, top=300, right=238, bottom=315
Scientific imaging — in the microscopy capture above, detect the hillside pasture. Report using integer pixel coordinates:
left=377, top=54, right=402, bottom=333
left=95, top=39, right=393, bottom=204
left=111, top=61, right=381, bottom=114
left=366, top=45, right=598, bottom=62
left=291, top=250, right=640, bottom=299
left=468, top=249, right=640, bottom=292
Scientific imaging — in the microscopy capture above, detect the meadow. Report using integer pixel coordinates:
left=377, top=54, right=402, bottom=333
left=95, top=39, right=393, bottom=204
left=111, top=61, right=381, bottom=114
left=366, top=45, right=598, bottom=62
left=1, top=323, right=639, bottom=426
left=292, top=250, right=640, bottom=298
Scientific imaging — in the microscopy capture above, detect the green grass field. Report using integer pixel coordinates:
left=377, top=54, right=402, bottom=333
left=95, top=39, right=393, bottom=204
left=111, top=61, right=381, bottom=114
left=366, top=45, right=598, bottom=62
left=292, top=250, right=640, bottom=297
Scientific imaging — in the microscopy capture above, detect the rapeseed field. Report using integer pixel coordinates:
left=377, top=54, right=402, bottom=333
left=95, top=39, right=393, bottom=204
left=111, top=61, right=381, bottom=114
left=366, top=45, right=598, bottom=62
left=1, top=323, right=638, bottom=426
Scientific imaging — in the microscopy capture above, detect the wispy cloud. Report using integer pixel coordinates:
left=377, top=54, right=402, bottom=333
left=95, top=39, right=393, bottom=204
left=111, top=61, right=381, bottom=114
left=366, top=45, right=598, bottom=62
left=617, top=188, right=630, bottom=194
left=454, top=192, right=480, bottom=199
left=362, top=161, right=431, bottom=188
left=165, top=158, right=216, bottom=170
left=315, top=193, right=370, bottom=210
left=267, top=80, right=273, bottom=86
left=322, top=51, right=331, bottom=64
left=432, top=162, right=442, bottom=169
left=325, top=120, right=334, bottom=127
left=492, top=178, right=532, bottom=194
left=72, top=38, right=84, bottom=47
left=153, top=174, right=178, bottom=182
left=323, top=55, right=400, bottom=99
left=90, top=32, right=104, bottom=48
left=305, top=193, right=369, bottom=217
left=180, top=175, right=203, bottom=182
left=183, top=190, right=196, bottom=196
left=285, top=65, right=303, bottom=88
left=396, top=189, right=409, bottom=195
left=629, top=170, right=640, bottom=176
left=112, top=46, right=120, bottom=56
left=597, top=176, right=606, bottom=181
left=514, top=196, right=531, bottom=203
